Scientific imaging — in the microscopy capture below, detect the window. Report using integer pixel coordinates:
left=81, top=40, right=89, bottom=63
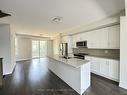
left=32, top=40, right=47, bottom=58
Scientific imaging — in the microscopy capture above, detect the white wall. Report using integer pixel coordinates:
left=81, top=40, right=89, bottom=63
left=53, top=35, right=60, bottom=55
left=10, top=25, right=16, bottom=75
left=16, top=37, right=32, bottom=61
left=119, top=0, right=127, bottom=89
left=120, top=16, right=127, bottom=89
left=0, top=24, right=16, bottom=75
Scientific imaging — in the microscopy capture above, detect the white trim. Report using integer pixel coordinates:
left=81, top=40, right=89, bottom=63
left=91, top=71, right=119, bottom=82
left=16, top=58, right=32, bottom=62
left=119, top=83, right=127, bottom=90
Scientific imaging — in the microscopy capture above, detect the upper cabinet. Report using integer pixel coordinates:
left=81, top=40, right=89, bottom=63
left=99, top=28, right=109, bottom=48
left=87, top=30, right=101, bottom=48
left=72, top=25, right=120, bottom=49
left=108, top=25, right=120, bottom=49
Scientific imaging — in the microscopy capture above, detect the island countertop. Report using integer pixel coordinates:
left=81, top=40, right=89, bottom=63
left=47, top=55, right=89, bottom=68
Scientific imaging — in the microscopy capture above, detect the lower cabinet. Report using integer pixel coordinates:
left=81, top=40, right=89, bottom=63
left=91, top=57, right=100, bottom=73
left=100, top=59, right=109, bottom=77
left=86, top=56, right=119, bottom=82
left=109, top=60, right=119, bottom=81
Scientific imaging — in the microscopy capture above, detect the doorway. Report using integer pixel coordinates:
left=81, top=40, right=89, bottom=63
left=32, top=40, right=47, bottom=58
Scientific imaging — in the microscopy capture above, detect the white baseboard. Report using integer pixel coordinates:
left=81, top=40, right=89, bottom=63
left=91, top=71, right=119, bottom=82
left=16, top=58, right=32, bottom=62
left=119, top=83, right=127, bottom=90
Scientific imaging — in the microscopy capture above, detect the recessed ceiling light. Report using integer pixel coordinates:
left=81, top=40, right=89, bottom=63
left=51, top=16, right=63, bottom=23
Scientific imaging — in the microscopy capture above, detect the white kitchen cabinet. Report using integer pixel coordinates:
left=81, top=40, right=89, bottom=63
left=80, top=32, right=89, bottom=41
left=109, top=60, right=119, bottom=81
left=99, top=58, right=119, bottom=81
left=86, top=56, right=119, bottom=81
left=86, top=56, right=100, bottom=74
left=100, top=59, right=109, bottom=76
left=87, top=28, right=105, bottom=48
left=86, top=32, right=93, bottom=48
left=86, top=25, right=120, bottom=49
left=108, top=25, right=120, bottom=49
left=99, top=28, right=109, bottom=48
left=71, top=25, right=120, bottom=49
left=92, top=30, right=101, bottom=48
left=91, top=57, right=100, bottom=73
left=76, top=34, right=81, bottom=41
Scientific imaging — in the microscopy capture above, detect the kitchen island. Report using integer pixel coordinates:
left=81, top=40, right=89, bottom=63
left=47, top=55, right=91, bottom=95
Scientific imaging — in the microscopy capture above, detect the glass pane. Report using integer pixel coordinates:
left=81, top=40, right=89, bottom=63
left=40, top=41, right=47, bottom=57
left=32, top=40, right=39, bottom=58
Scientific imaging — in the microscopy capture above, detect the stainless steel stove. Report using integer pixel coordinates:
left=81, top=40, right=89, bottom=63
left=73, top=53, right=88, bottom=59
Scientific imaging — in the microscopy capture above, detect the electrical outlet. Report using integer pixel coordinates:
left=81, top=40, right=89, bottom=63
left=104, top=50, right=108, bottom=54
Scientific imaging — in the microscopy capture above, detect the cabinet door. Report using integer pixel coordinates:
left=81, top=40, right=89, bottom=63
left=99, top=28, right=109, bottom=48
left=87, top=30, right=100, bottom=48
left=91, top=57, right=100, bottom=73
left=100, top=59, right=109, bottom=76
left=108, top=25, right=120, bottom=49
left=92, top=30, right=101, bottom=48
left=76, top=34, right=81, bottom=41
left=87, top=32, right=93, bottom=48
left=109, top=60, right=119, bottom=81
left=81, top=32, right=87, bottom=41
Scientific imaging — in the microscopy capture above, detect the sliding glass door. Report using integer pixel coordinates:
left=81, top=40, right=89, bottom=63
left=32, top=40, right=47, bottom=58
left=40, top=41, right=47, bottom=57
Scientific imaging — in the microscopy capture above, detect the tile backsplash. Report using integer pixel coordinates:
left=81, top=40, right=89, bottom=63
left=73, top=48, right=120, bottom=59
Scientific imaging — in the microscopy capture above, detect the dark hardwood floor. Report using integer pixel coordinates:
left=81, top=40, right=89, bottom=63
left=0, top=58, right=127, bottom=95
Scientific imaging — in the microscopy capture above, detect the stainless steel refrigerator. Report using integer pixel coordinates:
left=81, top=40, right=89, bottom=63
left=60, top=43, right=69, bottom=58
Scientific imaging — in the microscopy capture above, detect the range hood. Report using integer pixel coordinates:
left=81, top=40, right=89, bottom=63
left=0, top=10, right=11, bottom=18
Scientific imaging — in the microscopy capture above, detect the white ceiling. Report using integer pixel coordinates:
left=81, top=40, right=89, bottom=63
left=0, top=0, right=125, bottom=37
